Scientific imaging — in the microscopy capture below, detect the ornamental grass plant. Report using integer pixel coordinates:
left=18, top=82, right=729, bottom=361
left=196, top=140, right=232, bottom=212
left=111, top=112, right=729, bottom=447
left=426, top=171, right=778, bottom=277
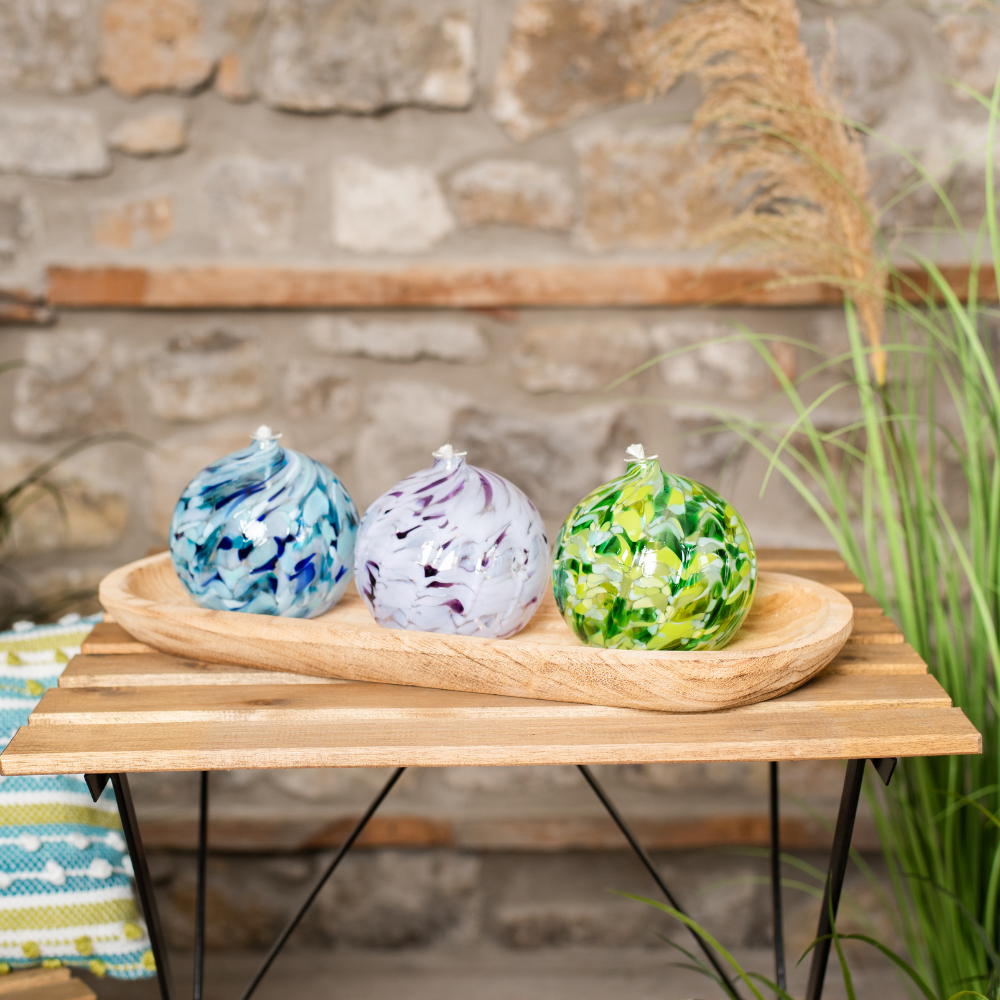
left=633, top=0, right=1000, bottom=995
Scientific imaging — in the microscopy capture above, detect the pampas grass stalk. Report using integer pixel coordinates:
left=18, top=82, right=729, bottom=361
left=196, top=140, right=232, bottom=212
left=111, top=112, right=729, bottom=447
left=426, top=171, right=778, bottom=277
left=636, top=1, right=1000, bottom=994
left=638, top=0, right=887, bottom=381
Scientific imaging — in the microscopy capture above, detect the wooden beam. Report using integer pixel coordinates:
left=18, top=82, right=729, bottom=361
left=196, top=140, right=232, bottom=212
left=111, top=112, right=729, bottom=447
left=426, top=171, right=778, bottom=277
left=45, top=263, right=996, bottom=310
left=47, top=263, right=837, bottom=308
left=133, top=811, right=867, bottom=853
left=0, top=287, right=54, bottom=325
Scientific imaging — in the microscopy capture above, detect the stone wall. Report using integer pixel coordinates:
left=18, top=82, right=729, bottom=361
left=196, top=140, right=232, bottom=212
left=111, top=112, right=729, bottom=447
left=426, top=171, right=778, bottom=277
left=1, top=0, right=997, bottom=589
left=0, top=0, right=995, bottom=598
left=0, top=0, right=993, bottom=986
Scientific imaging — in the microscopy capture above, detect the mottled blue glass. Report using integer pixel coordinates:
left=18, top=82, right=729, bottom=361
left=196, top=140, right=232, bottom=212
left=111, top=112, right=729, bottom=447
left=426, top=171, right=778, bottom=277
left=169, top=432, right=358, bottom=618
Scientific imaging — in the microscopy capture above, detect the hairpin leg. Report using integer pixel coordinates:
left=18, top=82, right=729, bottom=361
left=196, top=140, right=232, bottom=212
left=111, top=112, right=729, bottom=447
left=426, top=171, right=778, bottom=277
left=86, top=773, right=175, bottom=1000
left=805, top=759, right=866, bottom=1000
left=193, top=772, right=209, bottom=1000
left=239, top=766, right=406, bottom=1000
left=577, top=765, right=743, bottom=1000
left=770, top=761, right=786, bottom=994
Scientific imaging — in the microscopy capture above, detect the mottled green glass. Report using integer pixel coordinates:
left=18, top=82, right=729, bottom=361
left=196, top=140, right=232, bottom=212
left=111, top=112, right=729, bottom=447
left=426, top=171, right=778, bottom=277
left=552, top=454, right=756, bottom=651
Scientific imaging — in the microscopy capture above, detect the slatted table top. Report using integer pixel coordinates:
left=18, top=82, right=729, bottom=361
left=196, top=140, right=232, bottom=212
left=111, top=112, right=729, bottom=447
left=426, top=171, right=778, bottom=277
left=0, top=549, right=981, bottom=774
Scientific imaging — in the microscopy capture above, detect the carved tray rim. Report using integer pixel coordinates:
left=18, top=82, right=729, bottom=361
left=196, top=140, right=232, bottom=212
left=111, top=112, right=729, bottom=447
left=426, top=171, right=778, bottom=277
left=99, top=553, right=854, bottom=714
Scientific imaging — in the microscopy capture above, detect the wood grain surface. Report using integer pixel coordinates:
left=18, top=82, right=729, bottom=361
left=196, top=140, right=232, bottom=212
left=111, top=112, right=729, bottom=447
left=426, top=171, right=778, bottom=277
left=0, top=967, right=95, bottom=1000
left=98, top=554, right=855, bottom=714
left=2, top=707, right=979, bottom=773
left=0, top=550, right=981, bottom=776
left=45, top=263, right=998, bottom=309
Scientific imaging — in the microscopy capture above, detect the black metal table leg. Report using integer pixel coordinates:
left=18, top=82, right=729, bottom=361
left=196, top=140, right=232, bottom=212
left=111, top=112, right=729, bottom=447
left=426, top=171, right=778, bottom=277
left=805, top=759, right=866, bottom=1000
left=194, top=771, right=208, bottom=1000
left=86, top=773, right=175, bottom=1000
left=770, top=761, right=786, bottom=994
left=239, top=766, right=406, bottom=1000
left=804, top=758, right=897, bottom=1000
left=578, top=765, right=743, bottom=1000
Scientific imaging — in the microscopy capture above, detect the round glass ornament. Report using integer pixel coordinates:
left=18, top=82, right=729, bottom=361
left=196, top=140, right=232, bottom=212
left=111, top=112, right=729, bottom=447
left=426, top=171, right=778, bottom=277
left=169, top=426, right=359, bottom=617
left=355, top=444, right=550, bottom=638
left=552, top=444, right=756, bottom=651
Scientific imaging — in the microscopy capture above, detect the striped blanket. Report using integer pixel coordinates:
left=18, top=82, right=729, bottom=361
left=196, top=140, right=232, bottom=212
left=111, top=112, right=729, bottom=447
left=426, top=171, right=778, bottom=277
left=0, top=616, right=154, bottom=979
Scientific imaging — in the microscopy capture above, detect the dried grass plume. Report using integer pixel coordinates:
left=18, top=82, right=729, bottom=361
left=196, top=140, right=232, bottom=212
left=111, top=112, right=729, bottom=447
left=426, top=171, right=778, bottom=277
left=638, top=0, right=887, bottom=382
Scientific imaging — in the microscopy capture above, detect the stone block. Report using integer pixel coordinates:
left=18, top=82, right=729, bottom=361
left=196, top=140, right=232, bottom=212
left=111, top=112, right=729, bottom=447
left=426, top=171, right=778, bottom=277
left=147, top=424, right=266, bottom=538
left=215, top=51, right=253, bottom=101
left=91, top=194, right=173, bottom=249
left=282, top=357, right=361, bottom=428
left=0, top=443, right=128, bottom=555
left=313, top=850, right=481, bottom=947
left=12, top=328, right=123, bottom=438
left=813, top=310, right=850, bottom=359
left=874, top=115, right=995, bottom=230
left=0, top=0, right=101, bottom=94
left=576, top=125, right=727, bottom=252
left=268, top=767, right=400, bottom=802
left=671, top=409, right=743, bottom=491
left=305, top=316, right=486, bottom=363
left=355, top=380, right=636, bottom=519
left=441, top=765, right=581, bottom=793
left=803, top=19, right=909, bottom=127
left=512, top=321, right=649, bottom=393
left=494, top=901, right=656, bottom=948
left=140, top=326, right=264, bottom=423
left=204, top=155, right=304, bottom=253
left=0, top=107, right=108, bottom=178
left=256, top=0, right=474, bottom=113
left=937, top=11, right=1000, bottom=101
left=450, top=160, right=574, bottom=230
left=331, top=158, right=455, bottom=253
left=354, top=380, right=468, bottom=506
left=453, top=401, right=639, bottom=520
left=491, top=0, right=647, bottom=141
left=0, top=184, right=38, bottom=264
left=618, top=760, right=767, bottom=793
left=650, top=321, right=768, bottom=402
left=100, top=0, right=214, bottom=97
left=831, top=19, right=909, bottom=127
left=109, top=109, right=187, bottom=156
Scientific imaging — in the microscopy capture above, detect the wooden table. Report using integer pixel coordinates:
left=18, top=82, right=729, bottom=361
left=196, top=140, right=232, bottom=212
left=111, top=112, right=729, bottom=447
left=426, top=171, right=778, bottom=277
left=0, top=549, right=980, bottom=1000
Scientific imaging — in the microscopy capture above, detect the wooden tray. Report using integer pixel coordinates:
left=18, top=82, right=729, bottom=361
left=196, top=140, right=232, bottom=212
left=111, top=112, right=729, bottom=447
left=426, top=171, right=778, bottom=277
left=99, top=553, right=853, bottom=713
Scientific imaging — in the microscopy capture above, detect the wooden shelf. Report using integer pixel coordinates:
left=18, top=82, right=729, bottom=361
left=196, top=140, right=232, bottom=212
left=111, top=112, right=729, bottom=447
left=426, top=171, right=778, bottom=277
left=45, top=263, right=996, bottom=310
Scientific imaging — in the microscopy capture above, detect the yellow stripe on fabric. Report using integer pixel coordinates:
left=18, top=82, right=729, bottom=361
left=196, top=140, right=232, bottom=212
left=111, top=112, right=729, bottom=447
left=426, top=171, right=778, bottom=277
left=0, top=922, right=145, bottom=944
left=0, top=898, right=138, bottom=932
left=0, top=804, right=121, bottom=830
left=0, top=627, right=92, bottom=649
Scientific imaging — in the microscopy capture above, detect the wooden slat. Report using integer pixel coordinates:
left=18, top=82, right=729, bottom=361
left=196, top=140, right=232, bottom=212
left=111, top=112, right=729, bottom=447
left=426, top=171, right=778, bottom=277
left=756, top=548, right=846, bottom=571
left=785, top=568, right=864, bottom=593
left=0, top=705, right=980, bottom=773
left=63, top=640, right=926, bottom=693
left=0, top=969, right=71, bottom=994
left=845, top=615, right=904, bottom=644
left=825, top=643, right=927, bottom=674
left=0, top=969, right=94, bottom=1000
left=849, top=593, right=883, bottom=616
left=33, top=672, right=952, bottom=726
left=45, top=263, right=998, bottom=309
left=60, top=653, right=345, bottom=688
left=81, top=621, right=152, bottom=655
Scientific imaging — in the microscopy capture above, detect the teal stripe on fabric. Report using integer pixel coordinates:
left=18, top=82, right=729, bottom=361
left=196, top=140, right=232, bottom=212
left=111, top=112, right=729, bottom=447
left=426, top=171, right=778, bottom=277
left=0, top=615, right=154, bottom=980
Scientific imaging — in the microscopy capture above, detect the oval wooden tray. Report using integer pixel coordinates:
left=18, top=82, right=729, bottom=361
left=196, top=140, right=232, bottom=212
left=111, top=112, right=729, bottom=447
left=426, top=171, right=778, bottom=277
left=99, top=553, right=853, bottom=713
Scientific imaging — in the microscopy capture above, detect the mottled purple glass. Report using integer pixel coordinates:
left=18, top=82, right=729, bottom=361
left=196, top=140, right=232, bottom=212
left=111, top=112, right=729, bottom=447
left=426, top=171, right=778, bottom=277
left=354, top=447, right=550, bottom=638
